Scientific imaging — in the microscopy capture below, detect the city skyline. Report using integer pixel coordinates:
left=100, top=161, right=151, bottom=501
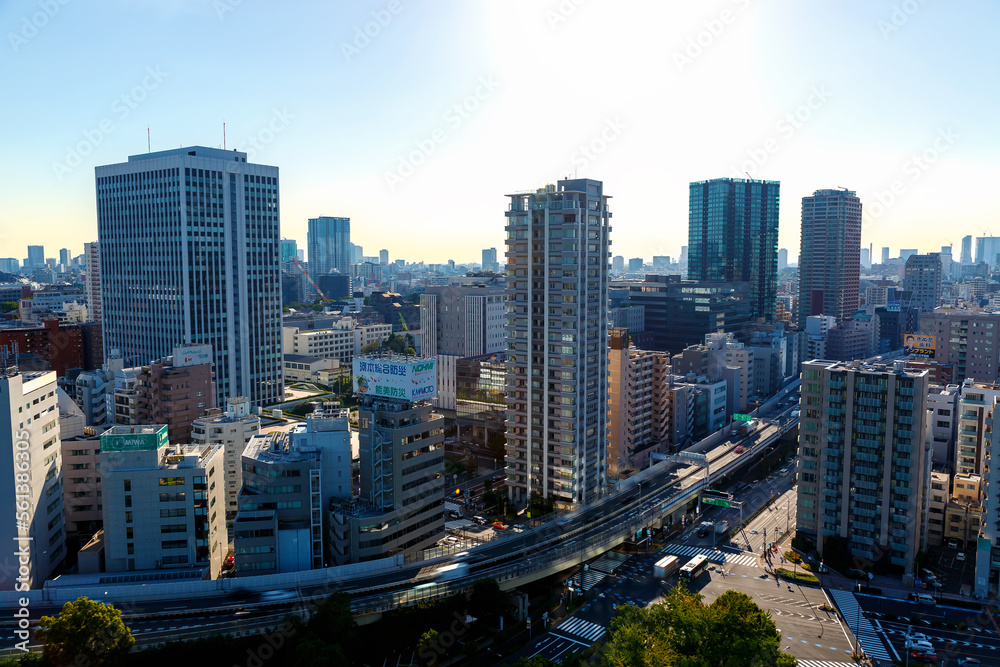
left=3, top=2, right=999, bottom=264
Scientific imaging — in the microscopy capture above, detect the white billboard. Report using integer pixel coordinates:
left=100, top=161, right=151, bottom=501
left=353, top=357, right=437, bottom=401
left=173, top=344, right=213, bottom=368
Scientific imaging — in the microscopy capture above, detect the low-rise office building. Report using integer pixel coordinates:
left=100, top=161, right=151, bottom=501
left=100, top=425, right=226, bottom=578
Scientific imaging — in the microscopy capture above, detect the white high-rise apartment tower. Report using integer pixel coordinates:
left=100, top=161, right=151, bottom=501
left=96, top=147, right=283, bottom=407
left=0, top=359, right=66, bottom=589
left=84, top=242, right=101, bottom=322
left=503, top=179, right=611, bottom=508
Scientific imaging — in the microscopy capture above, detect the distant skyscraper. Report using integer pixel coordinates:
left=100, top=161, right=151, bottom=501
left=280, top=238, right=298, bottom=264
left=59, top=248, right=69, bottom=268
left=975, top=237, right=1000, bottom=269
left=84, top=242, right=101, bottom=322
left=679, top=245, right=688, bottom=264
left=628, top=257, right=643, bottom=271
left=482, top=247, right=498, bottom=272
left=96, top=146, right=283, bottom=407
left=778, top=248, right=789, bottom=271
left=350, top=243, right=363, bottom=265
left=27, top=245, right=44, bottom=268
left=379, top=249, right=389, bottom=266
left=903, top=253, right=943, bottom=313
left=0, top=259, right=17, bottom=273
left=961, top=235, right=973, bottom=265
left=798, top=189, right=862, bottom=328
left=882, top=247, right=890, bottom=264
left=859, top=247, right=870, bottom=269
left=504, top=179, right=610, bottom=507
left=900, top=249, right=918, bottom=263
left=688, top=178, right=780, bottom=321
left=308, top=216, right=351, bottom=277
left=296, top=248, right=304, bottom=262
left=612, top=255, right=624, bottom=272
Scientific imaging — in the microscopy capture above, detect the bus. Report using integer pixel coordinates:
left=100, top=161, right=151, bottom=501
left=679, top=554, right=709, bottom=582
left=654, top=555, right=679, bottom=579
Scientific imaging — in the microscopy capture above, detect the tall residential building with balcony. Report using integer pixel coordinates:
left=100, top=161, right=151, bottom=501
left=99, top=425, right=226, bottom=577
left=330, top=356, right=445, bottom=563
left=688, top=178, right=780, bottom=322
left=97, top=146, right=283, bottom=408
left=976, top=400, right=1000, bottom=598
left=797, top=359, right=930, bottom=574
left=956, top=380, right=1000, bottom=476
left=0, top=366, right=65, bottom=589
left=797, top=189, right=862, bottom=327
left=608, top=329, right=694, bottom=479
left=133, top=345, right=216, bottom=442
left=84, top=241, right=101, bottom=322
left=921, top=311, right=1000, bottom=384
left=191, top=397, right=261, bottom=530
left=503, top=179, right=611, bottom=507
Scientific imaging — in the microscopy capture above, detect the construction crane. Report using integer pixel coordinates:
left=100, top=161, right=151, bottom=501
left=292, top=257, right=330, bottom=303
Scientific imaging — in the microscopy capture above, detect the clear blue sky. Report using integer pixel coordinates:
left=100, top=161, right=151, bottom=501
left=2, top=0, right=999, bottom=265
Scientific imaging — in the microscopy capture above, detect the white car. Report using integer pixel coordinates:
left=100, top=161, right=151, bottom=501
left=905, top=637, right=934, bottom=651
left=956, top=552, right=966, bottom=562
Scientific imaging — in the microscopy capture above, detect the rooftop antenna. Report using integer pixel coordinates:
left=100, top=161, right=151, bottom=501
left=147, top=127, right=151, bottom=153
left=223, top=121, right=226, bottom=150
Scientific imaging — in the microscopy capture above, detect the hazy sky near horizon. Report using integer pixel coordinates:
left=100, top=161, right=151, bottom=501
left=2, top=0, right=999, bottom=266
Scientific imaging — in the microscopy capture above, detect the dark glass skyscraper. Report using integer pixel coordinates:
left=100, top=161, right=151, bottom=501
left=307, top=216, right=351, bottom=277
left=798, top=189, right=862, bottom=328
left=688, top=178, right=780, bottom=322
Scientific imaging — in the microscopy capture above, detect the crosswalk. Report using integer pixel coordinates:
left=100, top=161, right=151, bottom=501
left=658, top=543, right=759, bottom=568
left=589, top=552, right=632, bottom=574
left=827, top=590, right=894, bottom=661
left=797, top=661, right=857, bottom=667
left=578, top=569, right=608, bottom=591
left=555, top=617, right=606, bottom=642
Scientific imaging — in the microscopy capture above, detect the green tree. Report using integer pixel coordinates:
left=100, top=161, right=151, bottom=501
left=37, top=596, right=134, bottom=667
left=416, top=629, right=441, bottom=665
left=468, top=579, right=507, bottom=628
left=602, top=587, right=797, bottom=667
left=0, top=302, right=18, bottom=314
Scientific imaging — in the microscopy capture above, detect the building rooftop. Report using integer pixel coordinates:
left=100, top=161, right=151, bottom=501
left=244, top=432, right=321, bottom=464
left=806, top=359, right=929, bottom=378
left=102, top=425, right=165, bottom=436
left=284, top=353, right=325, bottom=364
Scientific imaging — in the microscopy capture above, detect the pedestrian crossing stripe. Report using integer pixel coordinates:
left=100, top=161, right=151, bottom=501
left=556, top=616, right=606, bottom=642
left=589, top=552, right=631, bottom=575
left=827, top=590, right=894, bottom=661
left=797, top=661, right=857, bottom=667
left=658, top=543, right=759, bottom=568
left=579, top=569, right=607, bottom=591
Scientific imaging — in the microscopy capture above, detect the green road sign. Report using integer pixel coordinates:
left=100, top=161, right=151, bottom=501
left=702, top=497, right=732, bottom=508
left=733, top=413, right=753, bottom=422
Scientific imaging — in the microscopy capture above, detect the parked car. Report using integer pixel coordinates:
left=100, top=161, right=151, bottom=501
left=947, top=539, right=959, bottom=549
left=956, top=552, right=967, bottom=562
left=920, top=569, right=938, bottom=583
left=492, top=521, right=507, bottom=530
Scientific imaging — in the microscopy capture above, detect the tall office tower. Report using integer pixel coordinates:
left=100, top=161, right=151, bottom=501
left=939, top=246, right=954, bottom=280
left=504, top=178, right=611, bottom=507
left=330, top=356, right=444, bottom=564
left=797, top=189, right=862, bottom=328
left=679, top=246, right=688, bottom=264
left=797, top=359, right=930, bottom=574
left=0, top=363, right=66, bottom=589
left=961, top=235, right=973, bottom=265
left=612, top=255, right=624, bottom=272
left=0, top=258, right=17, bottom=273
left=379, top=249, right=389, bottom=266
left=100, top=425, right=226, bottom=577
left=628, top=257, right=643, bottom=271
left=882, top=247, right=890, bottom=264
left=83, top=242, right=101, bottom=322
left=308, top=216, right=351, bottom=278
left=350, top=243, right=363, bottom=265
left=900, top=249, right=918, bottom=263
left=778, top=248, right=789, bottom=271
left=279, top=238, right=298, bottom=264
left=903, top=253, right=943, bottom=313
left=688, top=178, right=780, bottom=322
left=59, top=248, right=70, bottom=268
left=27, top=245, right=44, bottom=268
left=859, top=247, right=870, bottom=269
left=975, top=237, right=1000, bottom=269
left=482, top=247, right=498, bottom=272
left=96, top=146, right=283, bottom=407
